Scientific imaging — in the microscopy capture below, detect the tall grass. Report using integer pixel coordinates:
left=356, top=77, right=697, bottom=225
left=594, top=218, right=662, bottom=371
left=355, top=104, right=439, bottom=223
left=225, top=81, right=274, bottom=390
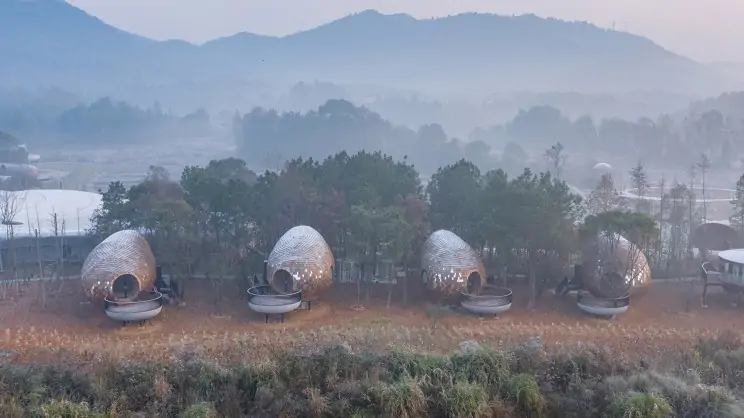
left=0, top=337, right=744, bottom=417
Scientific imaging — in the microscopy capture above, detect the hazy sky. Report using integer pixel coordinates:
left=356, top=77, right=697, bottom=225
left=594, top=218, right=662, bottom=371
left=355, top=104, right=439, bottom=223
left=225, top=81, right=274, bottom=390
left=68, top=0, right=741, bottom=63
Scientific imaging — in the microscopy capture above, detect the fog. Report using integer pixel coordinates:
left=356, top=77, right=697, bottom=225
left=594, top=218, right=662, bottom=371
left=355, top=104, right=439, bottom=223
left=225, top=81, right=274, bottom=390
left=2, top=1, right=744, bottom=204
left=69, top=0, right=744, bottom=63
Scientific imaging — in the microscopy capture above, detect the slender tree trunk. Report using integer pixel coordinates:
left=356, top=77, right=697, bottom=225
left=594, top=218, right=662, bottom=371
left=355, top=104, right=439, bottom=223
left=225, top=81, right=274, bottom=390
left=366, top=256, right=373, bottom=302
left=402, top=263, right=408, bottom=305
left=527, top=250, right=537, bottom=309
left=386, top=278, right=392, bottom=308
left=701, top=172, right=707, bottom=222
left=357, top=261, right=363, bottom=307
left=212, top=276, right=222, bottom=316
left=40, top=279, right=46, bottom=309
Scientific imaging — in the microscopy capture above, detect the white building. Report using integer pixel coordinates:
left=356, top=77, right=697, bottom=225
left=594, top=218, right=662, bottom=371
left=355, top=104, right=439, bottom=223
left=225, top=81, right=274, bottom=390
left=0, top=189, right=103, bottom=271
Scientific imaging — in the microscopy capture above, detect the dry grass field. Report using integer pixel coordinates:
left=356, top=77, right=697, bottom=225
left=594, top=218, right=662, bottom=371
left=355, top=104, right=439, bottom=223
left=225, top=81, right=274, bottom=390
left=0, top=277, right=742, bottom=366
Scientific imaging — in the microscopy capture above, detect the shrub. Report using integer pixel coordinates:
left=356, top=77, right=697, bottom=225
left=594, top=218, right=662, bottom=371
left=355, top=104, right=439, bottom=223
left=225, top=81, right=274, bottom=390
left=438, top=380, right=492, bottom=418
left=503, top=374, right=546, bottom=417
left=178, top=401, right=218, bottom=418
left=39, top=399, right=102, bottom=418
left=607, top=391, right=673, bottom=418
left=0, top=337, right=742, bottom=416
left=367, top=377, right=427, bottom=418
left=601, top=372, right=741, bottom=418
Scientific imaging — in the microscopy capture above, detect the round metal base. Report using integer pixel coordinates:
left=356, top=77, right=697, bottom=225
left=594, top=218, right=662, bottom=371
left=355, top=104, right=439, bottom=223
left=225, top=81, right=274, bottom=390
left=105, top=291, right=164, bottom=323
left=576, top=291, right=629, bottom=317
left=247, top=285, right=302, bottom=321
left=460, top=286, right=513, bottom=316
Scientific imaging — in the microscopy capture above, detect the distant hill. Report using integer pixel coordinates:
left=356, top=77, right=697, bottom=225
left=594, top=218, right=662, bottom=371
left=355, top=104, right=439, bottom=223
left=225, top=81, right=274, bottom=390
left=0, top=1, right=737, bottom=94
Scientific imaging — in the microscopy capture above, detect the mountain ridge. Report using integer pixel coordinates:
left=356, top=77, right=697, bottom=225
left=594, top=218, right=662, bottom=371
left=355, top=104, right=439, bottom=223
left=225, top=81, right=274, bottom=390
left=0, top=1, right=736, bottom=95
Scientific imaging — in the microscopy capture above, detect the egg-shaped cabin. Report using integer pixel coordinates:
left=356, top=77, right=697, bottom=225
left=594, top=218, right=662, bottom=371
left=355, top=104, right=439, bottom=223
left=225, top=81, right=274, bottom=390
left=420, top=230, right=485, bottom=297
left=582, top=233, right=651, bottom=299
left=267, top=225, right=335, bottom=301
left=81, top=230, right=156, bottom=302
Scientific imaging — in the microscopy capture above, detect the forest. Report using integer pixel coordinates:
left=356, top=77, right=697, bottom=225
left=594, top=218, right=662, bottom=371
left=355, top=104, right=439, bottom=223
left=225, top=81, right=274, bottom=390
left=0, top=96, right=212, bottom=145
left=88, top=151, right=670, bottom=308
left=2, top=89, right=743, bottom=174
left=235, top=93, right=744, bottom=175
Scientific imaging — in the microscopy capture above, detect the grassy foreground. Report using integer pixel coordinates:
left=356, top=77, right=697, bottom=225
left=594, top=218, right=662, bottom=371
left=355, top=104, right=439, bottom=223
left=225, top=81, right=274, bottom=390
left=2, top=334, right=744, bottom=417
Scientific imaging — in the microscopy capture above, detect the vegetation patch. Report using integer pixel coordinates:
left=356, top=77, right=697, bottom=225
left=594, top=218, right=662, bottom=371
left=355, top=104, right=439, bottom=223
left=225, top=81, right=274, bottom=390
left=0, top=338, right=741, bottom=417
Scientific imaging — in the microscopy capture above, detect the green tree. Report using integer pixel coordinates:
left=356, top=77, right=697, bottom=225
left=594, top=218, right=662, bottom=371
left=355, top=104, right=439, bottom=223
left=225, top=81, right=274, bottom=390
left=89, top=181, right=132, bottom=237
left=480, top=169, right=512, bottom=280
left=377, top=206, right=415, bottom=307
left=581, top=210, right=658, bottom=253
left=426, top=159, right=483, bottom=247
left=505, top=170, right=583, bottom=308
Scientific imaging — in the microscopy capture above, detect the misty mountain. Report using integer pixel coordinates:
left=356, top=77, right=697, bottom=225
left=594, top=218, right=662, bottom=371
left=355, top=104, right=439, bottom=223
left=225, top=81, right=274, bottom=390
left=0, top=0, right=736, bottom=95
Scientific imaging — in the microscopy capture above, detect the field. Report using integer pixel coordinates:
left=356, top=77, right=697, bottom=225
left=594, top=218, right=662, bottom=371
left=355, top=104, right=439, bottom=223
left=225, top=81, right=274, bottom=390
left=0, top=277, right=742, bottom=365
left=3, top=278, right=744, bottom=416
left=36, top=136, right=236, bottom=192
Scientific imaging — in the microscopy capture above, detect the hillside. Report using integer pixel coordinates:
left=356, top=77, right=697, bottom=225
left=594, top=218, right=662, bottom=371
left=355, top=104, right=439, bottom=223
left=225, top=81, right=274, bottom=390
left=0, top=1, right=734, bottom=94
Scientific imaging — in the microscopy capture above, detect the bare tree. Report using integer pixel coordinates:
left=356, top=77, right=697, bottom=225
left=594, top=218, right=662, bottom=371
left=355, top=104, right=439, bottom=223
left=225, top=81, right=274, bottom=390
left=209, top=248, right=236, bottom=316
left=584, top=214, right=655, bottom=302
left=49, top=211, right=67, bottom=293
left=666, top=183, right=689, bottom=267
left=33, top=205, right=48, bottom=309
left=697, top=153, right=710, bottom=222
left=629, top=160, right=650, bottom=213
left=33, top=228, right=47, bottom=309
left=264, top=151, right=284, bottom=172
left=655, top=176, right=667, bottom=270
left=544, top=142, right=567, bottom=179
left=586, top=174, right=623, bottom=215
left=146, top=165, right=171, bottom=182
left=0, top=190, right=25, bottom=299
left=604, top=233, right=645, bottom=287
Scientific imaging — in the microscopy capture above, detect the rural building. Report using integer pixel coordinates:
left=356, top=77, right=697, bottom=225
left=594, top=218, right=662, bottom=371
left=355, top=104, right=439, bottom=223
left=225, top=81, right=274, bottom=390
left=0, top=189, right=102, bottom=272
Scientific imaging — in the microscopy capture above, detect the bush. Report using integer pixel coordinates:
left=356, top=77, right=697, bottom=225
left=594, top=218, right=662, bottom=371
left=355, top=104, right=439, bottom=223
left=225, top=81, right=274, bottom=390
left=438, top=380, right=492, bottom=418
left=503, top=374, right=546, bottom=417
left=367, top=377, right=427, bottom=418
left=179, top=402, right=218, bottom=418
left=0, top=340, right=742, bottom=416
left=607, top=392, right=673, bottom=418
left=39, top=399, right=102, bottom=418
left=600, top=372, right=741, bottom=418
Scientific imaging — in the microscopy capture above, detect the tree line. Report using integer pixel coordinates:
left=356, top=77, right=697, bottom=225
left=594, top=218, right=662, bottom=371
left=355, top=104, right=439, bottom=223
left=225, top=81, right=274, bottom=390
left=3, top=89, right=740, bottom=173
left=90, top=152, right=661, bottom=308
left=0, top=97, right=213, bottom=145
left=474, top=103, right=740, bottom=168
left=235, top=96, right=744, bottom=180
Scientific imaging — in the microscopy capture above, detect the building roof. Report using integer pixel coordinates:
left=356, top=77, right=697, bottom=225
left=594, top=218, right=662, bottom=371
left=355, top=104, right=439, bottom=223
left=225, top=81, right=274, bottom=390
left=0, top=189, right=102, bottom=238
left=593, top=162, right=612, bottom=170
left=719, top=249, right=744, bottom=265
